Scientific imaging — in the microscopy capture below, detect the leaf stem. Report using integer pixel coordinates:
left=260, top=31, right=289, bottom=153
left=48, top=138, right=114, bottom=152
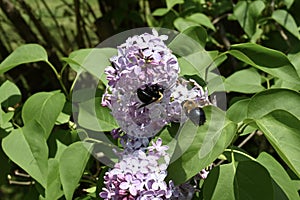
left=45, top=60, right=69, bottom=97
left=224, top=149, right=256, bottom=161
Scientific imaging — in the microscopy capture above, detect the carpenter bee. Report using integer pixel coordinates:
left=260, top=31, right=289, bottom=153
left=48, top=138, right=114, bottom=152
left=182, top=100, right=206, bottom=126
left=137, top=83, right=164, bottom=108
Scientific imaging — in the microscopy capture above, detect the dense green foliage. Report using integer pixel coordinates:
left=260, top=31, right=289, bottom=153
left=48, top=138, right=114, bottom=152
left=0, top=0, right=300, bottom=199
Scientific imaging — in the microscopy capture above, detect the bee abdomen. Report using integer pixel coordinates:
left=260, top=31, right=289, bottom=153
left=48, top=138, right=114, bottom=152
left=188, top=107, right=206, bottom=126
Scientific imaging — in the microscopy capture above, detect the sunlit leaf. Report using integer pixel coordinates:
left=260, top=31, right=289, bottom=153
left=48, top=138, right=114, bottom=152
left=152, top=8, right=169, bottom=16
left=229, top=43, right=300, bottom=84
left=288, top=51, right=300, bottom=77
left=247, top=89, right=300, bottom=120
left=227, top=98, right=250, bottom=123
left=22, top=92, right=65, bottom=139
left=186, top=13, right=216, bottom=31
left=255, top=110, right=300, bottom=177
left=40, top=159, right=64, bottom=200
left=0, top=80, right=21, bottom=107
left=257, top=152, right=299, bottom=200
left=166, top=0, right=184, bottom=9
left=224, top=68, right=265, bottom=93
left=233, top=1, right=265, bottom=37
left=65, top=48, right=117, bottom=85
left=203, top=163, right=235, bottom=200
left=272, top=9, right=300, bottom=39
left=59, top=142, right=93, bottom=200
left=0, top=44, right=48, bottom=74
left=2, top=121, right=48, bottom=187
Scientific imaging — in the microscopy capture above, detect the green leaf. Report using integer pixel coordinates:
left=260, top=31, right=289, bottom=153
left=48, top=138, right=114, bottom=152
left=59, top=142, right=93, bottom=200
left=78, top=97, right=118, bottom=132
left=247, top=89, right=300, bottom=120
left=227, top=98, right=250, bottom=123
left=0, top=110, right=14, bottom=126
left=229, top=43, right=300, bottom=84
left=40, top=159, right=64, bottom=200
left=167, top=106, right=237, bottom=184
left=22, top=92, right=65, bottom=139
left=65, top=48, right=117, bottom=86
left=166, top=0, right=184, bottom=9
left=54, top=140, right=67, bottom=161
left=181, top=26, right=207, bottom=47
left=0, top=44, right=48, bottom=74
left=206, top=73, right=226, bottom=94
left=283, top=0, right=294, bottom=9
left=224, top=68, right=265, bottom=93
left=2, top=121, right=48, bottom=187
left=186, top=13, right=216, bottom=31
left=203, top=163, right=235, bottom=200
left=234, top=161, right=274, bottom=200
left=233, top=1, right=265, bottom=37
left=176, top=51, right=217, bottom=79
left=272, top=78, right=300, bottom=91
left=255, top=110, right=300, bottom=177
left=0, top=80, right=21, bottom=107
left=288, top=51, right=300, bottom=77
left=272, top=9, right=300, bottom=39
left=257, top=152, right=299, bottom=200
left=55, top=112, right=70, bottom=125
left=174, top=18, right=200, bottom=32
left=152, top=8, right=169, bottom=16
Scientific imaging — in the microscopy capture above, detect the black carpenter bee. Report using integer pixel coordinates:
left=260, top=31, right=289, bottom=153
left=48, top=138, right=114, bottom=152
left=137, top=83, right=164, bottom=108
left=182, top=100, right=206, bottom=126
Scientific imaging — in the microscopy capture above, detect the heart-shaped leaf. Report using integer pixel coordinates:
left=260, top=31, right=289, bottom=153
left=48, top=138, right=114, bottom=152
left=233, top=1, right=265, bottom=37
left=255, top=110, right=300, bottom=177
left=0, top=44, right=48, bottom=74
left=2, top=121, right=48, bottom=187
left=272, top=9, right=300, bottom=39
left=0, top=80, right=21, bottom=107
left=22, top=92, right=65, bottom=139
left=229, top=43, right=300, bottom=84
left=227, top=98, right=250, bottom=123
left=257, top=152, right=299, bottom=200
left=247, top=89, right=300, bottom=120
left=64, top=48, right=117, bottom=86
left=224, top=68, right=265, bottom=93
left=186, top=13, right=216, bottom=31
left=59, top=142, right=93, bottom=200
left=40, top=159, right=64, bottom=200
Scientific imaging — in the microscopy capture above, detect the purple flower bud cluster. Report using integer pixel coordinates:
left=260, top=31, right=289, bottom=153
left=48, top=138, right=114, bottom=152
left=100, top=138, right=174, bottom=199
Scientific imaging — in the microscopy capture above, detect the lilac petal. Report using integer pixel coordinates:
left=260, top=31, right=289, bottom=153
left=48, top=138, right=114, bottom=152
left=152, top=52, right=161, bottom=61
left=129, top=186, right=138, bottom=196
left=143, top=49, right=152, bottom=57
left=119, top=181, right=130, bottom=190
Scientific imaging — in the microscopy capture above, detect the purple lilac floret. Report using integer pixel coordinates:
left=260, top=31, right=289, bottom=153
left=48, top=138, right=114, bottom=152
left=99, top=138, right=175, bottom=199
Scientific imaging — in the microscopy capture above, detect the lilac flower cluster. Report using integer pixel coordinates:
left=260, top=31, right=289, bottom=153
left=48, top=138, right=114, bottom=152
left=102, top=29, right=179, bottom=137
left=100, top=29, right=213, bottom=199
left=100, top=138, right=174, bottom=199
left=102, top=29, right=211, bottom=137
